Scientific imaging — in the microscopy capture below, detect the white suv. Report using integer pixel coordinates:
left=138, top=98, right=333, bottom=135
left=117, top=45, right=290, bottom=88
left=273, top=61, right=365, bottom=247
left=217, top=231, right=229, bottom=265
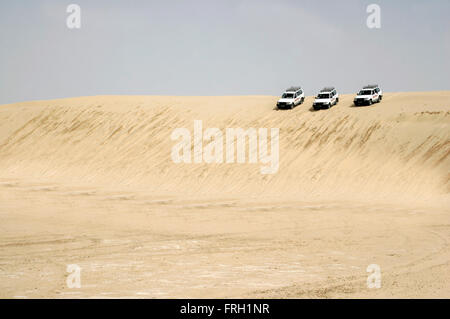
left=276, top=87, right=305, bottom=109
left=313, top=87, right=339, bottom=110
left=354, top=85, right=382, bottom=106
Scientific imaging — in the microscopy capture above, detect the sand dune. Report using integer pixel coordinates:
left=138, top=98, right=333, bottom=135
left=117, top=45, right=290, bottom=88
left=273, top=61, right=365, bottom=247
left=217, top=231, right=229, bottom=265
left=0, top=92, right=449, bottom=298
left=0, top=92, right=448, bottom=203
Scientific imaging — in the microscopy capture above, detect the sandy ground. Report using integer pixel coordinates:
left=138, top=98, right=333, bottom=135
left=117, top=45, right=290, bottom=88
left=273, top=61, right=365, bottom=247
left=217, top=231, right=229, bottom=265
left=0, top=92, right=449, bottom=298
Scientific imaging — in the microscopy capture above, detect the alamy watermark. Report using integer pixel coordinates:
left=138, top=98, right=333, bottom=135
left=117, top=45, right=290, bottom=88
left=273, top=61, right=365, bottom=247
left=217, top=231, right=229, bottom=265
left=66, top=4, right=81, bottom=29
left=171, top=120, right=279, bottom=174
left=66, top=264, right=81, bottom=288
left=65, top=4, right=380, bottom=30
left=366, top=4, right=381, bottom=29
left=366, top=264, right=381, bottom=289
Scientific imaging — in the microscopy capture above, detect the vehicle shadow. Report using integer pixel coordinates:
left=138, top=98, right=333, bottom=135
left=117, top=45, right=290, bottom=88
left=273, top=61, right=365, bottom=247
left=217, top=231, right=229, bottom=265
left=273, top=106, right=299, bottom=111
left=350, top=103, right=373, bottom=108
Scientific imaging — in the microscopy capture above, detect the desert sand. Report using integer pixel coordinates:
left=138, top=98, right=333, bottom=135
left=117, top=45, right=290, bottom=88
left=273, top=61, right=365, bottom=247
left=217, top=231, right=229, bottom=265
left=0, top=92, right=449, bottom=298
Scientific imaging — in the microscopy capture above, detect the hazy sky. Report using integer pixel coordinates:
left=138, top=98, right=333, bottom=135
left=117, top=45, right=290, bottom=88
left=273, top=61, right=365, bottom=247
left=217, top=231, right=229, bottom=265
left=0, top=0, right=449, bottom=104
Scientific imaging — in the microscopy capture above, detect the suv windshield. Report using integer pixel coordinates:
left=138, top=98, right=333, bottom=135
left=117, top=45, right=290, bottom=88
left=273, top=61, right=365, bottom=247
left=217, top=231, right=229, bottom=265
left=358, top=90, right=372, bottom=95
left=317, top=93, right=330, bottom=99
left=282, top=93, right=295, bottom=99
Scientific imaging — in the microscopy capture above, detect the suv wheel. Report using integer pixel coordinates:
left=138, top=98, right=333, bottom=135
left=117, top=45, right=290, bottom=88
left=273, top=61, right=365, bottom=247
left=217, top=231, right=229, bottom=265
left=368, top=99, right=372, bottom=106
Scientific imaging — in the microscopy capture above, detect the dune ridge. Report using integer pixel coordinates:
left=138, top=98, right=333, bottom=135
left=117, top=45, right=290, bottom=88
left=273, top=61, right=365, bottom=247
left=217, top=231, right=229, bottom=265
left=0, top=92, right=449, bottom=204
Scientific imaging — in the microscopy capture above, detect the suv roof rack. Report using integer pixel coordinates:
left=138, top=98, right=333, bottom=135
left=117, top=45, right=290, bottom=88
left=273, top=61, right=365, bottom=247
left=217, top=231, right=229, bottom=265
left=285, top=86, right=302, bottom=92
left=363, top=84, right=378, bottom=89
left=320, top=87, right=335, bottom=92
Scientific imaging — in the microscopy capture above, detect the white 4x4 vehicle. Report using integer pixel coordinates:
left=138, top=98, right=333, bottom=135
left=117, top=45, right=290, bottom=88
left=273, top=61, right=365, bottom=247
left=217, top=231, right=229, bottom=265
left=276, top=87, right=305, bottom=109
left=354, top=85, right=382, bottom=106
left=313, top=87, right=339, bottom=110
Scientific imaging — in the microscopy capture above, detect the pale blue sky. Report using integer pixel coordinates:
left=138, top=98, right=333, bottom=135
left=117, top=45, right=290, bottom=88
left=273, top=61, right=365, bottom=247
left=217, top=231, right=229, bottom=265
left=0, top=0, right=449, bottom=104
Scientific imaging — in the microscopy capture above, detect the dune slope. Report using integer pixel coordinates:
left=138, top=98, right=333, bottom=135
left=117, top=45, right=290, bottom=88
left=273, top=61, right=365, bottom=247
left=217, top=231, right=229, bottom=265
left=0, top=92, right=449, bottom=203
